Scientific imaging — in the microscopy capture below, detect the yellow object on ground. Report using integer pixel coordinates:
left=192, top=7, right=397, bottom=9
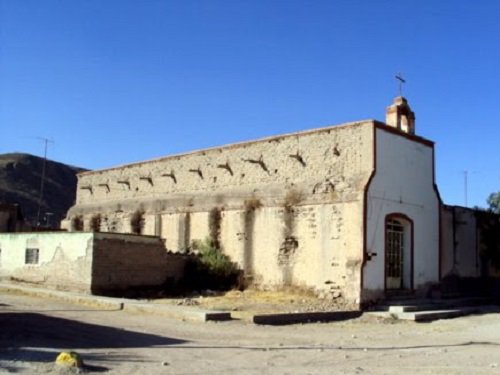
left=55, top=351, right=84, bottom=368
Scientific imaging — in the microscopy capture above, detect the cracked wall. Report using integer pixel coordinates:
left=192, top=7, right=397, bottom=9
left=0, top=232, right=94, bottom=292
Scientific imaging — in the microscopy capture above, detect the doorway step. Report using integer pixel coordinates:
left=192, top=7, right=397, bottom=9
left=367, top=296, right=493, bottom=322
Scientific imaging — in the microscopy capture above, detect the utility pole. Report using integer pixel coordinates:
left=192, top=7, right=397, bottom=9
left=36, top=137, right=54, bottom=227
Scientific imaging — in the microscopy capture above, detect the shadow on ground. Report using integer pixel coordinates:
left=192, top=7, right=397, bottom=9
left=0, top=312, right=186, bottom=364
left=253, top=310, right=363, bottom=325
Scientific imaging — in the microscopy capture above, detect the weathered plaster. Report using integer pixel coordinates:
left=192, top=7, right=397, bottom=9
left=64, top=121, right=376, bottom=301
left=0, top=232, right=94, bottom=292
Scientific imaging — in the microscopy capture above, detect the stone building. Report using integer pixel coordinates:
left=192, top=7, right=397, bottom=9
left=63, top=97, right=441, bottom=304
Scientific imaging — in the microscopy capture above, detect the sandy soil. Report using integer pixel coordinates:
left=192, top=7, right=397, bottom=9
left=154, top=289, right=353, bottom=321
left=1, top=292, right=500, bottom=375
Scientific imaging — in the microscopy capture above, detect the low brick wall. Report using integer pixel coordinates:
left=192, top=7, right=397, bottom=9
left=90, top=233, right=187, bottom=295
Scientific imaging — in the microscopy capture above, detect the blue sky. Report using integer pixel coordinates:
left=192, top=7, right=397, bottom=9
left=1, top=0, right=499, bottom=208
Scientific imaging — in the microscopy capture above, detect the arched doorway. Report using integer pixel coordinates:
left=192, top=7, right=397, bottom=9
left=385, top=214, right=413, bottom=290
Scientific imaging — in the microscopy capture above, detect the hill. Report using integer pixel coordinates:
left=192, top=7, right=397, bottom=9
left=0, top=153, right=87, bottom=227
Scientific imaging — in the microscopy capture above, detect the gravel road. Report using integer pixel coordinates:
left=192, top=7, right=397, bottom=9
left=1, top=293, right=499, bottom=374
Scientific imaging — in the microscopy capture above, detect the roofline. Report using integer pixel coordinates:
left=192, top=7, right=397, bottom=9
left=79, top=119, right=435, bottom=176
left=79, top=119, right=377, bottom=176
left=374, top=122, right=434, bottom=147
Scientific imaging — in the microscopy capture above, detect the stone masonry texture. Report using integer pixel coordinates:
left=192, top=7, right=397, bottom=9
left=64, top=121, right=376, bottom=302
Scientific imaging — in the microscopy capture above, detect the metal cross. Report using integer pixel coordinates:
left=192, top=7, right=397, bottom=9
left=395, top=73, right=406, bottom=96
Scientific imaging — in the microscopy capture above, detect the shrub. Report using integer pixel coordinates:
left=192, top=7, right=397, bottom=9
left=182, top=238, right=241, bottom=291
left=477, top=210, right=500, bottom=270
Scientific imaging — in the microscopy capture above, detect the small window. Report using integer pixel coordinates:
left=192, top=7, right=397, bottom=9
left=25, top=248, right=39, bottom=265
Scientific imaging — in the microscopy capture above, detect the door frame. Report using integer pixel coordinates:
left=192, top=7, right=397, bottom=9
left=384, top=213, right=414, bottom=291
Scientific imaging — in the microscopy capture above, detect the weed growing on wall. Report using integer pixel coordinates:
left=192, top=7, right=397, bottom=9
left=243, top=197, right=260, bottom=278
left=183, top=212, right=191, bottom=251
left=71, top=215, right=84, bottom=231
left=90, top=214, right=101, bottom=232
left=284, top=189, right=303, bottom=208
left=208, top=207, right=222, bottom=249
left=130, top=210, right=145, bottom=234
left=244, top=196, right=262, bottom=211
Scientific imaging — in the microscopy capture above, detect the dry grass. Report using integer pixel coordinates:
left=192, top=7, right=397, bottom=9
left=154, top=287, right=347, bottom=321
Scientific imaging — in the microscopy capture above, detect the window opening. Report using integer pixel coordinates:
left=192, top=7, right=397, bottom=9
left=25, top=248, right=39, bottom=265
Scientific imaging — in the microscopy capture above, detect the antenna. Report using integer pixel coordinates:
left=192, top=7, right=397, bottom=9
left=461, top=170, right=478, bottom=208
left=463, top=170, right=468, bottom=207
left=35, top=137, right=54, bottom=227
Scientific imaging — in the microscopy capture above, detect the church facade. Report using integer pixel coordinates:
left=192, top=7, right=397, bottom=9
left=63, top=97, right=440, bottom=304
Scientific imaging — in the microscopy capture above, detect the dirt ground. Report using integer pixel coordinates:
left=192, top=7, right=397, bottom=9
left=1, top=291, right=500, bottom=375
left=154, top=288, right=354, bottom=321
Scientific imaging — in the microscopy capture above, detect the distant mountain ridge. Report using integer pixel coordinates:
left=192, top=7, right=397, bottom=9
left=0, top=153, right=87, bottom=227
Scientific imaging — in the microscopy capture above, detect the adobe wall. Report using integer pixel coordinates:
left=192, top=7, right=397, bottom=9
left=63, top=121, right=376, bottom=302
left=91, top=233, right=187, bottom=294
left=0, top=232, right=94, bottom=292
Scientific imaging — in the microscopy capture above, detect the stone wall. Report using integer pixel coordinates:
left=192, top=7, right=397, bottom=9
left=63, top=121, right=376, bottom=301
left=64, top=120, right=375, bottom=238
left=68, top=121, right=373, bottom=212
